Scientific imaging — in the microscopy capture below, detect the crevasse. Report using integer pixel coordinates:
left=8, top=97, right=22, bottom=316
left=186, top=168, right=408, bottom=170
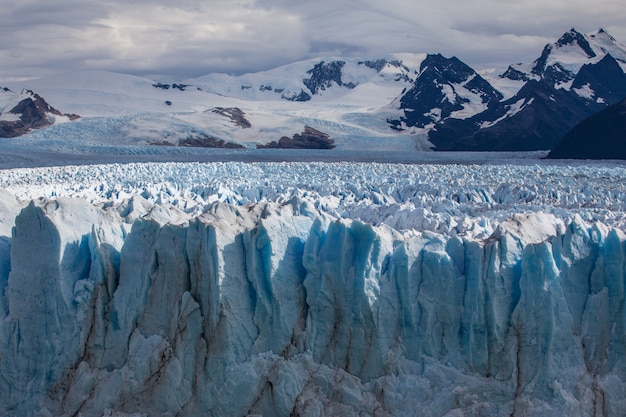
left=0, top=196, right=625, bottom=417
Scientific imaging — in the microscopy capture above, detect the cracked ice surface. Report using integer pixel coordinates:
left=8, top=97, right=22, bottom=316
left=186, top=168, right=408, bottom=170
left=1, top=161, right=626, bottom=238
left=0, top=161, right=625, bottom=416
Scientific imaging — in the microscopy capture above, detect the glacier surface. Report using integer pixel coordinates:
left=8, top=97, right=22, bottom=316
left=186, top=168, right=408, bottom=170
left=1, top=161, right=626, bottom=416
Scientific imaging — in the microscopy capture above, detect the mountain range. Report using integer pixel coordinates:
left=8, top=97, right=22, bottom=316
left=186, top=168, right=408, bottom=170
left=1, top=28, right=625, bottom=154
left=416, top=28, right=626, bottom=151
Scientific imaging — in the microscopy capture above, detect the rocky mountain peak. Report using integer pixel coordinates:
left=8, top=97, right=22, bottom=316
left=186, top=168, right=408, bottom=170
left=505, top=28, right=626, bottom=86
left=419, top=54, right=475, bottom=82
left=530, top=28, right=596, bottom=77
left=590, top=27, right=617, bottom=43
left=555, top=28, right=597, bottom=57
left=302, top=60, right=356, bottom=95
left=0, top=90, right=79, bottom=138
left=389, top=54, right=502, bottom=130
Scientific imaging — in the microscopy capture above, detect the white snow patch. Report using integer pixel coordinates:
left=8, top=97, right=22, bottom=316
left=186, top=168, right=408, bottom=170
left=479, top=68, right=526, bottom=99
left=448, top=79, right=489, bottom=119
left=46, top=113, right=71, bottom=125
left=488, top=212, right=565, bottom=245
left=441, top=84, right=456, bottom=104
left=424, top=107, right=442, bottom=122
left=480, top=98, right=531, bottom=129
left=573, top=83, right=595, bottom=99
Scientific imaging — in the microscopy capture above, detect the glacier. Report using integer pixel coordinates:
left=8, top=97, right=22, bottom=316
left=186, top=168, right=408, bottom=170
left=1, top=161, right=626, bottom=416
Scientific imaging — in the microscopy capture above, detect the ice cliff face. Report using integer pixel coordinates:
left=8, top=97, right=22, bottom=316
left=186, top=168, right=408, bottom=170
left=1, top=162, right=626, bottom=416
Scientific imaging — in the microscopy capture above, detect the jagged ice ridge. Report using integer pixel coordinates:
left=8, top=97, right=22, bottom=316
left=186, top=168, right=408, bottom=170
left=1, top=161, right=626, bottom=416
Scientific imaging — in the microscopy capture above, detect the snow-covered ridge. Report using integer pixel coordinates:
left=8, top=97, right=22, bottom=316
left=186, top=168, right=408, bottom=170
left=191, top=54, right=420, bottom=102
left=1, top=161, right=626, bottom=416
left=2, top=28, right=624, bottom=153
left=502, top=28, right=626, bottom=86
left=6, top=63, right=420, bottom=150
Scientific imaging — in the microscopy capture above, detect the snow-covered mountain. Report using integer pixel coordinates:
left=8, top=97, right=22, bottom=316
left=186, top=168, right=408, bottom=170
left=501, top=28, right=626, bottom=88
left=0, top=88, right=78, bottom=138
left=192, top=55, right=419, bottom=102
left=2, top=28, right=626, bottom=155
left=3, top=55, right=426, bottom=152
left=387, top=53, right=503, bottom=131
left=395, top=28, right=626, bottom=151
left=1, top=161, right=626, bottom=416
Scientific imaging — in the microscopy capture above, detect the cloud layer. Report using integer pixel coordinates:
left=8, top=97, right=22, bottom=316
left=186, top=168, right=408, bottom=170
left=1, top=0, right=625, bottom=81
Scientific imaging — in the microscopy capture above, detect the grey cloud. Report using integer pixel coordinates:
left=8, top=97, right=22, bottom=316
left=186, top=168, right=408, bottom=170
left=308, top=41, right=368, bottom=56
left=1, top=0, right=626, bottom=81
left=0, top=2, right=103, bottom=29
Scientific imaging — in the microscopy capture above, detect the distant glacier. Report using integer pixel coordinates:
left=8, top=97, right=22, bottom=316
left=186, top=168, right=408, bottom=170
left=1, top=161, right=626, bottom=416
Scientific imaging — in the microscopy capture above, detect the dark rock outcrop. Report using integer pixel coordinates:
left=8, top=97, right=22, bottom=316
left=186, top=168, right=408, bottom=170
left=152, top=83, right=191, bottom=91
left=501, top=65, right=530, bottom=82
left=360, top=59, right=389, bottom=72
left=0, top=91, right=79, bottom=138
left=211, top=107, right=251, bottom=128
left=178, top=135, right=244, bottom=149
left=429, top=80, right=594, bottom=151
left=281, top=89, right=312, bottom=102
left=257, top=126, right=335, bottom=149
left=570, top=54, right=626, bottom=105
left=548, top=97, right=626, bottom=159
left=302, top=61, right=356, bottom=95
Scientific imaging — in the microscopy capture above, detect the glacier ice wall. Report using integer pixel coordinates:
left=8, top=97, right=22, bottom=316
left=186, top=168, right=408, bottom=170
left=0, top=161, right=626, bottom=416
left=0, top=194, right=625, bottom=416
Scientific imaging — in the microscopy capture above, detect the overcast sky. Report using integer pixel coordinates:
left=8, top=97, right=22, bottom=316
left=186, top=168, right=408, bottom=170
left=1, top=0, right=625, bottom=81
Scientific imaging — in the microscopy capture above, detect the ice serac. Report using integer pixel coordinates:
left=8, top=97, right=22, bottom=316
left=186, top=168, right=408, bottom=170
left=1, top=197, right=626, bottom=416
left=0, top=198, right=126, bottom=412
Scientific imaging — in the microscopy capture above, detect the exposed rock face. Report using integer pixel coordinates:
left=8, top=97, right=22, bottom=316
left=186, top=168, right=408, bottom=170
left=0, top=91, right=79, bottom=138
left=281, top=89, right=312, bottom=102
left=548, top=97, right=626, bottom=159
left=388, top=54, right=503, bottom=130
left=152, top=82, right=191, bottom=91
left=501, top=65, right=531, bottom=81
left=570, top=54, right=626, bottom=104
left=428, top=54, right=626, bottom=151
left=178, top=135, right=245, bottom=149
left=211, top=107, right=251, bottom=128
left=360, top=59, right=412, bottom=82
left=302, top=61, right=357, bottom=95
left=429, top=80, right=595, bottom=151
left=257, top=126, right=335, bottom=149
left=388, top=28, right=626, bottom=151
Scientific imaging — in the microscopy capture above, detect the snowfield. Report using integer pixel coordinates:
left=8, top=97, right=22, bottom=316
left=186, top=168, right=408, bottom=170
left=1, top=159, right=626, bottom=417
